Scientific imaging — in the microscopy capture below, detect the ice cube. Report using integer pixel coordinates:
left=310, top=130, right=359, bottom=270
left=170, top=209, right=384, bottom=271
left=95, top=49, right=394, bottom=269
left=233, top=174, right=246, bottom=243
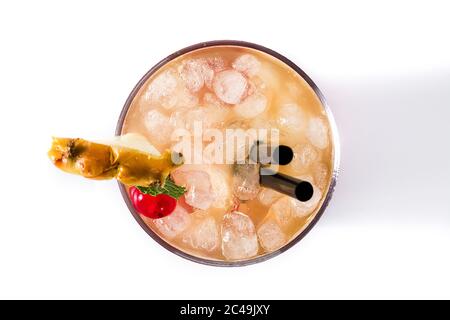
left=212, top=70, right=248, bottom=104
left=312, top=162, right=329, bottom=191
left=232, top=54, right=261, bottom=77
left=143, top=69, right=178, bottom=103
left=306, top=117, right=329, bottom=149
left=169, top=110, right=186, bottom=129
left=184, top=108, right=212, bottom=133
left=171, top=169, right=215, bottom=210
left=269, top=197, right=295, bottom=226
left=257, top=220, right=287, bottom=252
left=180, top=58, right=214, bottom=93
left=249, top=116, right=278, bottom=137
left=221, top=211, right=258, bottom=260
left=206, top=166, right=232, bottom=209
left=270, top=184, right=323, bottom=223
left=171, top=106, right=226, bottom=137
left=144, top=109, right=174, bottom=147
left=290, top=143, right=319, bottom=171
left=220, top=125, right=258, bottom=164
left=256, top=61, right=280, bottom=92
left=232, top=163, right=260, bottom=201
left=177, top=195, right=194, bottom=214
left=184, top=217, right=219, bottom=252
left=203, top=92, right=225, bottom=108
left=258, top=188, right=283, bottom=206
left=202, top=140, right=225, bottom=164
left=277, top=103, right=305, bottom=135
left=192, top=107, right=226, bottom=130
left=149, top=205, right=192, bottom=239
left=207, top=56, right=227, bottom=72
left=234, top=93, right=268, bottom=119
left=143, top=69, right=198, bottom=110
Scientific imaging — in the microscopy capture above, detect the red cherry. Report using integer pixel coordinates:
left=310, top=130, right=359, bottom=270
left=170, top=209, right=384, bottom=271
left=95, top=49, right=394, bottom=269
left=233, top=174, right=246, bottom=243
left=129, top=186, right=139, bottom=199
left=153, top=194, right=177, bottom=218
left=129, top=187, right=157, bottom=216
left=128, top=187, right=177, bottom=219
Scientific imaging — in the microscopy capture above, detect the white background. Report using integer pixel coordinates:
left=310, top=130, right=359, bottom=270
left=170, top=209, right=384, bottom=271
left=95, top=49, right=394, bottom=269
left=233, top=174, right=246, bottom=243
left=0, top=0, right=449, bottom=299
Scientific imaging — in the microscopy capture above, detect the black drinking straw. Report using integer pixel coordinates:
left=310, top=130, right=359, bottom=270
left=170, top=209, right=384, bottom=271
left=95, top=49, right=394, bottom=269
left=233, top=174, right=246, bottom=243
left=260, top=168, right=314, bottom=202
left=252, top=144, right=313, bottom=202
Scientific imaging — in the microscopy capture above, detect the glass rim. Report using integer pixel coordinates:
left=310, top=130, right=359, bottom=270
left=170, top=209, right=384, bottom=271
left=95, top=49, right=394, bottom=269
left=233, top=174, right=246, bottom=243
left=115, top=40, right=341, bottom=267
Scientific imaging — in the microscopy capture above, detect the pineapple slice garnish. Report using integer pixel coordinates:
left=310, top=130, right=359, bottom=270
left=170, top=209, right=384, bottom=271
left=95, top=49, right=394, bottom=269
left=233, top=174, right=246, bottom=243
left=48, top=133, right=182, bottom=186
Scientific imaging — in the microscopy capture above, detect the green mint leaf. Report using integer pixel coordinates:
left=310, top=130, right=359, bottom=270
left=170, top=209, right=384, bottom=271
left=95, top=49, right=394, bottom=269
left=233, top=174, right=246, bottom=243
left=136, top=177, right=186, bottom=200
